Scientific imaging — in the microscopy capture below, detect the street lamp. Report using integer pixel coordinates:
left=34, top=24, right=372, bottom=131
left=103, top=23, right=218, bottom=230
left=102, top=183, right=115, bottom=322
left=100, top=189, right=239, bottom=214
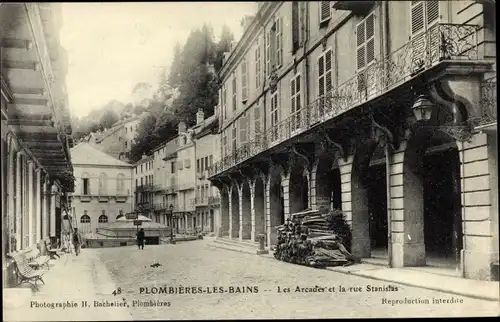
left=169, top=204, right=176, bottom=244
left=412, top=94, right=434, bottom=122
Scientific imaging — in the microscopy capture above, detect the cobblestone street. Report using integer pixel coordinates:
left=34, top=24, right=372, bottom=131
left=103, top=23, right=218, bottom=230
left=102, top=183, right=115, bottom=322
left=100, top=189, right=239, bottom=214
left=96, top=239, right=499, bottom=319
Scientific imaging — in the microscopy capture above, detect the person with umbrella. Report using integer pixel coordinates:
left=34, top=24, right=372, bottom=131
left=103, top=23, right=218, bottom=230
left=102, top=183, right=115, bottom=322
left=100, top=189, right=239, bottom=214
left=136, top=228, right=145, bottom=250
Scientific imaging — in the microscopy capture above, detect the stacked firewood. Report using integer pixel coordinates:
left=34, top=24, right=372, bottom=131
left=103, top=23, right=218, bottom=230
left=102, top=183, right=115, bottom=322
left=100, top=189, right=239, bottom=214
left=273, top=209, right=358, bottom=268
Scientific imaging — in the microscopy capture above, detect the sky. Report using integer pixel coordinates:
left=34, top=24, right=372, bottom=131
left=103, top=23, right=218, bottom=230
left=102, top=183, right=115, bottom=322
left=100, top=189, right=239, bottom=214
left=60, top=2, right=257, bottom=118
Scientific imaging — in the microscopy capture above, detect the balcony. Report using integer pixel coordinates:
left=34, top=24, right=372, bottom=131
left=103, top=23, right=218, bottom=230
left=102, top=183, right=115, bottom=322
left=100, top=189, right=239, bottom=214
left=208, top=196, right=221, bottom=206
left=153, top=203, right=172, bottom=211
left=209, top=23, right=485, bottom=178
left=136, top=184, right=154, bottom=192
left=194, top=197, right=208, bottom=207
left=152, top=184, right=165, bottom=193
left=197, top=171, right=207, bottom=180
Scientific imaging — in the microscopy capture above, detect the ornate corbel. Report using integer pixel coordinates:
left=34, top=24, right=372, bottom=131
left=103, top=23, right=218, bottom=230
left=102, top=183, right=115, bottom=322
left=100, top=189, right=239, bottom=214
left=323, top=131, right=348, bottom=163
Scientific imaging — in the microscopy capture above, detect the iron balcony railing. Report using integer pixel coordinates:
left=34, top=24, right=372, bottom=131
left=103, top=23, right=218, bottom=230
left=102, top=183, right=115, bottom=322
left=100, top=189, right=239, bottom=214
left=478, top=77, right=497, bottom=126
left=208, top=196, right=221, bottom=205
left=208, top=23, right=481, bottom=177
left=136, top=184, right=154, bottom=192
left=194, top=197, right=208, bottom=206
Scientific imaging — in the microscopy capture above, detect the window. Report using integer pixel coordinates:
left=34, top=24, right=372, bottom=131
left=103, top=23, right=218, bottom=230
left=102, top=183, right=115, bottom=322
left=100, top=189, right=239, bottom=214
left=178, top=160, right=184, bottom=170
left=239, top=112, right=249, bottom=145
left=125, top=141, right=127, bottom=149
left=117, top=173, right=125, bottom=193
left=266, top=17, right=283, bottom=75
left=80, top=215, right=91, bottom=223
left=270, top=92, right=279, bottom=142
left=185, top=159, right=191, bottom=168
left=140, top=177, right=143, bottom=186
left=241, top=58, right=248, bottom=102
left=209, top=155, right=213, bottom=166
left=99, top=173, right=108, bottom=195
left=232, top=73, right=237, bottom=111
left=130, top=126, right=133, bottom=133
left=222, top=85, right=227, bottom=120
left=82, top=173, right=90, bottom=195
left=231, top=123, right=237, bottom=152
left=356, top=13, right=375, bottom=91
left=290, top=74, right=302, bottom=132
left=254, top=102, right=262, bottom=142
left=98, top=215, right=108, bottom=223
left=255, top=41, right=261, bottom=89
left=411, top=1, right=440, bottom=71
left=125, top=127, right=127, bottom=134
left=320, top=1, right=331, bottom=25
left=197, top=159, right=201, bottom=173
left=318, top=48, right=333, bottom=114
left=204, top=156, right=208, bottom=171
left=171, top=161, right=176, bottom=173
left=141, top=164, right=143, bottom=173
left=200, top=158, right=204, bottom=172
left=135, top=179, right=138, bottom=187
left=222, top=131, right=228, bottom=157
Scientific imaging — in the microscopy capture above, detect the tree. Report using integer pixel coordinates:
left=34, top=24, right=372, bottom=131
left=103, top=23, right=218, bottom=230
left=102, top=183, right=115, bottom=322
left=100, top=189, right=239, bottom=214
left=99, top=109, right=119, bottom=130
left=168, top=43, right=183, bottom=88
left=214, top=24, right=234, bottom=73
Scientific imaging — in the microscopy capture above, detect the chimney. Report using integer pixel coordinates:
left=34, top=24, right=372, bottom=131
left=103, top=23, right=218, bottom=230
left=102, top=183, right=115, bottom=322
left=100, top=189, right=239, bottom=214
left=178, top=121, right=186, bottom=134
left=142, top=154, right=147, bottom=159
left=196, top=109, right=204, bottom=125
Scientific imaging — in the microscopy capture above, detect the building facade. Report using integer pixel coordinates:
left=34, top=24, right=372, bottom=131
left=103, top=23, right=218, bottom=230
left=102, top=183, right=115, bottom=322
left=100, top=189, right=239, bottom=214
left=94, top=114, right=143, bottom=162
left=70, top=143, right=134, bottom=234
left=1, top=3, right=74, bottom=287
left=193, top=110, right=220, bottom=233
left=208, top=1, right=497, bottom=281
left=134, top=154, right=154, bottom=217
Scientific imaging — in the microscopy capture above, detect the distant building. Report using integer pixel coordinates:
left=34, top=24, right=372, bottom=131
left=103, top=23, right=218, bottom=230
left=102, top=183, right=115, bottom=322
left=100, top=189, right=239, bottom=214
left=70, top=143, right=135, bottom=235
left=94, top=115, right=143, bottom=162
left=133, top=154, right=154, bottom=218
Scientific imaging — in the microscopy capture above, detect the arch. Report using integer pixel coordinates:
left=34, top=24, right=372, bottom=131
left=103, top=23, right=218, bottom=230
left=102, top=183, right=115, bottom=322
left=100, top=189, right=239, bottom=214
left=116, top=173, right=125, bottom=193
left=80, top=215, right=90, bottom=223
left=98, top=172, right=108, bottom=195
left=220, top=187, right=230, bottom=237
left=315, top=154, right=342, bottom=214
left=402, top=125, right=462, bottom=268
left=98, top=215, right=108, bottom=223
left=289, top=162, right=309, bottom=214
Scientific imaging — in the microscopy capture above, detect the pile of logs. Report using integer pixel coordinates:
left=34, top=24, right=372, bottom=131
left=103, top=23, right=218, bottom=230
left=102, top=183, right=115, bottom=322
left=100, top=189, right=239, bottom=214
left=273, top=209, right=358, bottom=268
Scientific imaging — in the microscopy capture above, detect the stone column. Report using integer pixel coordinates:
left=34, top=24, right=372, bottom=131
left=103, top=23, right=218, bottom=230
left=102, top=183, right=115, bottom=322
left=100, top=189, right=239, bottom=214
left=264, top=175, right=272, bottom=247
left=338, top=156, right=354, bottom=227
left=398, top=139, right=426, bottom=267
left=35, top=169, right=41, bottom=244
left=250, top=180, right=256, bottom=242
left=220, top=190, right=230, bottom=237
left=15, top=152, right=22, bottom=251
left=240, top=182, right=252, bottom=240
left=310, top=161, right=319, bottom=210
left=282, top=173, right=290, bottom=220
left=50, top=185, right=57, bottom=238
left=42, top=178, right=48, bottom=239
left=458, top=133, right=497, bottom=280
left=27, top=162, right=34, bottom=248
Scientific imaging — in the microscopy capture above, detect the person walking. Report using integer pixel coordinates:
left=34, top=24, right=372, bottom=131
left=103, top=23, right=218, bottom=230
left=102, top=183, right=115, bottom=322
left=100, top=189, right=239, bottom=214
left=137, top=228, right=145, bottom=250
left=72, top=228, right=82, bottom=256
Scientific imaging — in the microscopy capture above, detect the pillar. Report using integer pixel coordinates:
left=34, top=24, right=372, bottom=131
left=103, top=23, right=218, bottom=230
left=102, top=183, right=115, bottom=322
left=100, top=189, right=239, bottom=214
left=35, top=169, right=41, bottom=244
left=50, top=185, right=56, bottom=238
left=220, top=189, right=230, bottom=237
left=310, top=161, right=319, bottom=210
left=250, top=180, right=256, bottom=241
left=338, top=156, right=354, bottom=232
left=15, top=152, right=22, bottom=251
left=42, top=178, right=48, bottom=239
left=230, top=184, right=240, bottom=239
left=28, top=162, right=34, bottom=247
left=265, top=175, right=272, bottom=247
left=282, top=173, right=290, bottom=219
left=458, top=133, right=497, bottom=280
left=396, top=139, right=426, bottom=267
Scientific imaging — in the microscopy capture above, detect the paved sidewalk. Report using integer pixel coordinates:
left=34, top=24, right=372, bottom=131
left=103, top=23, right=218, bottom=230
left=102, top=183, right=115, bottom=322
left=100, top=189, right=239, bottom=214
left=205, top=239, right=500, bottom=302
left=3, top=250, right=133, bottom=321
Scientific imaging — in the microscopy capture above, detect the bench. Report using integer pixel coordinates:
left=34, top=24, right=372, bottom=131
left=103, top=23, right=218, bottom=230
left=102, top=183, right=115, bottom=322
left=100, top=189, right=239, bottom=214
left=7, top=252, right=45, bottom=291
left=24, top=248, right=51, bottom=270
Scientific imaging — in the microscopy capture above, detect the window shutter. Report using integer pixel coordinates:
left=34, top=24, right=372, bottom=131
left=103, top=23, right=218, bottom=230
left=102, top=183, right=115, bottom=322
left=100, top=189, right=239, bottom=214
left=356, top=21, right=366, bottom=70
left=241, top=59, right=247, bottom=101
left=320, top=1, right=331, bottom=23
left=292, top=2, right=300, bottom=53
left=411, top=1, right=425, bottom=35
left=325, top=50, right=332, bottom=92
left=255, top=44, right=261, bottom=89
left=239, top=115, right=247, bottom=144
left=232, top=73, right=237, bottom=110
left=291, top=78, right=296, bottom=114
left=318, top=55, right=325, bottom=97
left=426, top=1, right=439, bottom=25
left=276, top=18, right=283, bottom=66
left=365, top=14, right=375, bottom=64
left=266, top=31, right=271, bottom=76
